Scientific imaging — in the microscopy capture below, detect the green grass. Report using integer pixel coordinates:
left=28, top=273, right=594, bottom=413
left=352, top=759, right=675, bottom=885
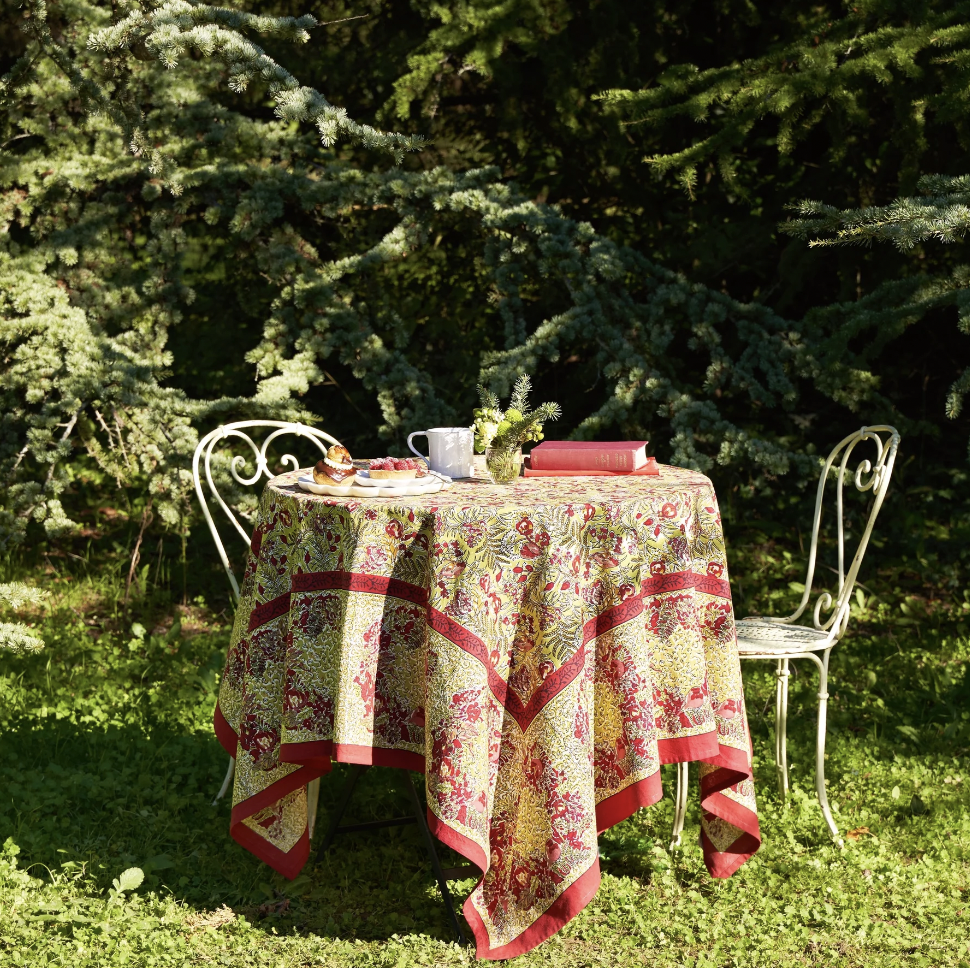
left=1, top=550, right=969, bottom=967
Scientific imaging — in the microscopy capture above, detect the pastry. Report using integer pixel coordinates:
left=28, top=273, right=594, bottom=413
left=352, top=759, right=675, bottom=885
left=368, top=457, right=425, bottom=480
left=313, top=444, right=354, bottom=484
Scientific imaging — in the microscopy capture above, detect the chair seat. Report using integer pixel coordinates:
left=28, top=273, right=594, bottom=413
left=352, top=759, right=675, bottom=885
left=735, top=618, right=834, bottom=655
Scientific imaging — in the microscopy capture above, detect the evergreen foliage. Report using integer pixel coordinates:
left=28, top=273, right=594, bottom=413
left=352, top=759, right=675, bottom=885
left=600, top=0, right=970, bottom=456
left=785, top=173, right=970, bottom=439
left=596, top=4, right=970, bottom=197
left=1, top=0, right=968, bottom=565
left=0, top=582, right=45, bottom=653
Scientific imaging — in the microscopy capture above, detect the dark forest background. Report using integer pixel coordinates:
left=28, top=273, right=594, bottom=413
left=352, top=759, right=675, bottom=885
left=2, top=0, right=969, bottom=616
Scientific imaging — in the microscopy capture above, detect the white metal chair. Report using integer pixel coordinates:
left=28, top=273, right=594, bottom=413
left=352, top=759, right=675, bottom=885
left=670, top=425, right=900, bottom=849
left=193, top=420, right=341, bottom=835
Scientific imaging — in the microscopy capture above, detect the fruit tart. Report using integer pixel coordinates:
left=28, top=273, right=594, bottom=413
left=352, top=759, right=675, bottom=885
left=313, top=444, right=354, bottom=484
left=368, top=457, right=426, bottom=480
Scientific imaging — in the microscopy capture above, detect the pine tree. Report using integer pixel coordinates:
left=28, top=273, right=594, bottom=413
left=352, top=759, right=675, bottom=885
left=599, top=0, right=970, bottom=455
left=2, top=0, right=967, bottom=565
left=784, top=174, right=970, bottom=445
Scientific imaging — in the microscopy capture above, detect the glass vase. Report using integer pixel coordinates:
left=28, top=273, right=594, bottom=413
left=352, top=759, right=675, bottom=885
left=485, top=446, right=522, bottom=485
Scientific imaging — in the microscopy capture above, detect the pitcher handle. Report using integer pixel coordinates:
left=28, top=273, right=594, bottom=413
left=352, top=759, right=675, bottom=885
left=407, top=432, right=429, bottom=461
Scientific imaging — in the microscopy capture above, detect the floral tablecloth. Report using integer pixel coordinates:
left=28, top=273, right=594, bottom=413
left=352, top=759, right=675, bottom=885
left=215, top=465, right=760, bottom=959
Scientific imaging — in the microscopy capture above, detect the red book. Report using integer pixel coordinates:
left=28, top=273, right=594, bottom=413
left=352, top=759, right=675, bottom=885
left=528, top=440, right=649, bottom=472
left=523, top=456, right=659, bottom=478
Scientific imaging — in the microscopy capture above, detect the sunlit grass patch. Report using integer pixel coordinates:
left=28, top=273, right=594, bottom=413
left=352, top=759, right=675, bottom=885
left=1, top=558, right=968, bottom=967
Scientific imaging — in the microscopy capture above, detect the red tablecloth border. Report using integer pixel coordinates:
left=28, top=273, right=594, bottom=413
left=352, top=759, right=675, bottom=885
left=216, top=703, right=757, bottom=957
left=215, top=565, right=758, bottom=956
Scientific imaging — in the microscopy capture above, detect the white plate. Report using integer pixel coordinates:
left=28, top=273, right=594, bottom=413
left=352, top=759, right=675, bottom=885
left=298, top=474, right=449, bottom=498
left=355, top=469, right=451, bottom=488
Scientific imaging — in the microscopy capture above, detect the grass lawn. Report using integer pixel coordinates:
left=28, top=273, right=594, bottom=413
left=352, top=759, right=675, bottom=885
left=1, top=552, right=969, bottom=967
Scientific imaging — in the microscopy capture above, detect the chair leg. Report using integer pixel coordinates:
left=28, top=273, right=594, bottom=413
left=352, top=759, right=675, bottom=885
left=212, top=756, right=235, bottom=806
left=669, top=761, right=689, bottom=850
left=307, top=777, right=320, bottom=841
left=404, top=772, right=469, bottom=947
left=775, top=658, right=791, bottom=802
left=814, top=651, right=843, bottom=847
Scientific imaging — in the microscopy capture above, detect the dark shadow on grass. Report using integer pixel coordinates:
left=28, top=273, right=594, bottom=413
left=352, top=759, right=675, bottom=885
left=0, top=719, right=467, bottom=944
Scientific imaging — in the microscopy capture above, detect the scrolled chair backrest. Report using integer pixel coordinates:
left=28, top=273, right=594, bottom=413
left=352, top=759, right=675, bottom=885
left=192, top=420, right=341, bottom=603
left=781, top=424, right=900, bottom=643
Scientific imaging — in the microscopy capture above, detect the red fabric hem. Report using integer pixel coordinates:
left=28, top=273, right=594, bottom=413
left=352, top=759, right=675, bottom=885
left=465, top=862, right=602, bottom=960
left=427, top=807, right=607, bottom=960
left=232, top=822, right=311, bottom=881
left=220, top=729, right=427, bottom=882
left=657, top=731, right=719, bottom=764
left=228, top=761, right=327, bottom=833
left=700, top=742, right=751, bottom=778
left=595, top=771, right=663, bottom=833
left=700, top=828, right=760, bottom=878
left=426, top=810, right=488, bottom=875
left=655, top=734, right=760, bottom=876
left=279, top=740, right=426, bottom=774
left=213, top=702, right=238, bottom=759
left=702, top=791, right=760, bottom=838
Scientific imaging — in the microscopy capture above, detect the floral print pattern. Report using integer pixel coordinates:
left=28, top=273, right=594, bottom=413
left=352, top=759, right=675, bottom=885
left=216, top=465, right=760, bottom=959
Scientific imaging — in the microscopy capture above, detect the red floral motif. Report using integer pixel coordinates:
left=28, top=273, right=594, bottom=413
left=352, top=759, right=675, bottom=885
left=283, top=678, right=334, bottom=733
left=239, top=717, right=281, bottom=771
left=507, top=661, right=536, bottom=702
left=444, top=586, right=475, bottom=620
left=360, top=544, right=389, bottom=573
left=353, top=667, right=375, bottom=718
left=703, top=601, right=732, bottom=640
left=686, top=685, right=707, bottom=708
left=588, top=551, right=619, bottom=570
left=645, top=593, right=695, bottom=643
left=652, top=685, right=715, bottom=733
left=461, top=521, right=487, bottom=548
left=293, top=592, right=341, bottom=640
left=716, top=699, right=740, bottom=720
left=581, top=579, right=606, bottom=609
left=520, top=531, right=550, bottom=558
left=668, top=534, right=689, bottom=561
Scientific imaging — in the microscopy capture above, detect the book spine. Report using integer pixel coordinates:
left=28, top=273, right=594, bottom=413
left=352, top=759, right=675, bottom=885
left=530, top=447, right=641, bottom=471
left=523, top=461, right=659, bottom=478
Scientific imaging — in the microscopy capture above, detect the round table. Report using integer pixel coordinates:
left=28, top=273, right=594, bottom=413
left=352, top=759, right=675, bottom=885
left=215, top=465, right=760, bottom=959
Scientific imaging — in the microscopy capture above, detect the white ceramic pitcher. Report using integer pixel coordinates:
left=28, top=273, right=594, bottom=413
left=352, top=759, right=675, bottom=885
left=407, top=427, right=475, bottom=479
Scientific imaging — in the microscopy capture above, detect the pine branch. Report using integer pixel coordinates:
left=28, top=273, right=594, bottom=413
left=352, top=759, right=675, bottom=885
left=0, top=624, right=45, bottom=654
left=477, top=385, right=500, bottom=410
left=493, top=402, right=561, bottom=452
left=595, top=5, right=970, bottom=187
left=86, top=0, right=425, bottom=164
left=508, top=373, right=532, bottom=414
left=783, top=174, right=970, bottom=250
left=0, top=582, right=45, bottom=654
